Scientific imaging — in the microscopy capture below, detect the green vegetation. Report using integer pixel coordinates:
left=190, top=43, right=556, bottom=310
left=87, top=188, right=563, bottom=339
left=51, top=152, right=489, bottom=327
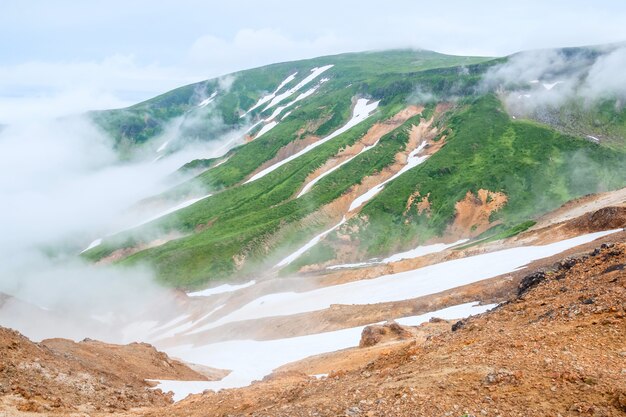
left=454, top=220, right=537, bottom=250
left=81, top=48, right=626, bottom=288
left=90, top=50, right=493, bottom=154
left=339, top=95, right=626, bottom=258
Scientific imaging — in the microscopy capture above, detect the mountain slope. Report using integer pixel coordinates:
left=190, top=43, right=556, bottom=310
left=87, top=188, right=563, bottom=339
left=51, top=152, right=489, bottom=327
left=82, top=46, right=626, bottom=288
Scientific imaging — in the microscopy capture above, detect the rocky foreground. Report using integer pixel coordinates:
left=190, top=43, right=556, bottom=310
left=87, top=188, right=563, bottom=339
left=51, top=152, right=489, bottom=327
left=144, top=242, right=626, bottom=417
left=1, top=240, right=624, bottom=416
left=0, top=330, right=221, bottom=414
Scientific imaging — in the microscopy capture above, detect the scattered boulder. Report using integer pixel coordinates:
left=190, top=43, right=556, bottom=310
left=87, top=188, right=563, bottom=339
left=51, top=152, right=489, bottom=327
left=359, top=321, right=413, bottom=347
left=517, top=271, right=547, bottom=297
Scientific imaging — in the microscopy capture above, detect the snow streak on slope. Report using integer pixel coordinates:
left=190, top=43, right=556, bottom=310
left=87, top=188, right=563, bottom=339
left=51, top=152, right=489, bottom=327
left=198, top=91, right=218, bottom=108
left=381, top=239, right=469, bottom=263
left=276, top=217, right=346, bottom=267
left=187, top=280, right=256, bottom=297
left=349, top=141, right=428, bottom=211
left=297, top=140, right=380, bottom=198
left=245, top=99, right=379, bottom=183
left=254, top=121, right=278, bottom=139
left=242, top=72, right=298, bottom=116
left=130, top=194, right=212, bottom=230
left=248, top=79, right=328, bottom=141
left=263, top=65, right=333, bottom=111
left=157, top=140, right=171, bottom=153
left=326, top=238, right=469, bottom=269
left=81, top=194, right=214, bottom=252
left=153, top=302, right=494, bottom=400
left=193, top=229, right=620, bottom=329
left=80, top=238, right=102, bottom=254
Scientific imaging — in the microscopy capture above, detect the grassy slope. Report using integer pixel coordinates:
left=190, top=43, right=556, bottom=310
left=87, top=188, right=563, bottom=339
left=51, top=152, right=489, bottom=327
left=83, top=49, right=626, bottom=288
left=90, top=50, right=492, bottom=152
left=334, top=95, right=626, bottom=258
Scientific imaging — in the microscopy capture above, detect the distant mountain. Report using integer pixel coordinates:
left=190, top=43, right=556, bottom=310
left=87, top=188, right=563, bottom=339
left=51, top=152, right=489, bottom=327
left=83, top=46, right=626, bottom=288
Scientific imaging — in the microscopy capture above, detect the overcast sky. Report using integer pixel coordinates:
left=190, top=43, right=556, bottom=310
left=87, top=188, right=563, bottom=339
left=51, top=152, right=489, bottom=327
left=1, top=0, right=625, bottom=122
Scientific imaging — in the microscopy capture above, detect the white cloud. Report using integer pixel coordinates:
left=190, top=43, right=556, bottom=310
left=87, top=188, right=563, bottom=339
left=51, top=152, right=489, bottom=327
left=0, top=54, right=203, bottom=123
left=188, top=28, right=347, bottom=75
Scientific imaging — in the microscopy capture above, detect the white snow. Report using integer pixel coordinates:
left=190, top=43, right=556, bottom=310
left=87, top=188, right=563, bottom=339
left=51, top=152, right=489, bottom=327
left=326, top=238, right=468, bottom=267
left=187, top=280, right=256, bottom=297
left=242, top=72, right=298, bottom=116
left=381, top=239, right=469, bottom=263
left=263, top=65, right=333, bottom=111
left=281, top=111, right=292, bottom=120
left=153, top=305, right=225, bottom=340
left=157, top=140, right=171, bottom=153
left=276, top=217, right=347, bottom=267
left=130, top=194, right=212, bottom=230
left=245, top=99, right=379, bottom=183
left=198, top=91, right=218, bottom=108
left=153, top=301, right=495, bottom=400
left=349, top=141, right=428, bottom=212
left=263, top=85, right=320, bottom=122
left=80, top=238, right=102, bottom=254
left=326, top=261, right=375, bottom=270
left=244, top=119, right=264, bottom=134
left=80, top=195, right=212, bottom=253
left=195, top=229, right=620, bottom=329
left=212, top=157, right=230, bottom=168
left=292, top=86, right=318, bottom=103
left=254, top=121, right=278, bottom=139
left=297, top=140, right=380, bottom=198
left=267, top=105, right=289, bottom=122
left=529, top=79, right=540, bottom=84
left=542, top=81, right=562, bottom=90
left=395, top=301, right=496, bottom=326
left=587, top=135, right=600, bottom=143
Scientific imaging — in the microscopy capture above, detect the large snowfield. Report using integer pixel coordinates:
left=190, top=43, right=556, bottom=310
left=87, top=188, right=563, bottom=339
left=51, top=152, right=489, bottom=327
left=147, top=229, right=620, bottom=400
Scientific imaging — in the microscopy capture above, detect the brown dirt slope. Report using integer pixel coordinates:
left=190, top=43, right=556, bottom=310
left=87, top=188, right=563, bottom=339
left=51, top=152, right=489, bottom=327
left=155, top=241, right=626, bottom=417
left=0, top=330, right=210, bottom=414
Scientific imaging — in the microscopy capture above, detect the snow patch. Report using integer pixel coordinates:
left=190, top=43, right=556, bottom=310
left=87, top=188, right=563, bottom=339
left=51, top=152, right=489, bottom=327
left=187, top=281, right=256, bottom=297
left=155, top=301, right=497, bottom=399
left=297, top=140, right=380, bottom=198
left=542, top=81, right=562, bottom=90
left=198, top=91, right=218, bottom=108
left=197, top=229, right=620, bottom=328
left=246, top=98, right=379, bottom=183
left=276, top=217, right=346, bottom=267
left=395, top=301, right=495, bottom=326
left=382, top=239, right=469, bottom=263
left=349, top=141, right=428, bottom=211
left=242, top=72, right=298, bottom=116
left=263, top=65, right=333, bottom=111
left=129, top=194, right=212, bottom=230
left=80, top=238, right=102, bottom=254
left=157, top=140, right=170, bottom=153
left=254, top=121, right=278, bottom=139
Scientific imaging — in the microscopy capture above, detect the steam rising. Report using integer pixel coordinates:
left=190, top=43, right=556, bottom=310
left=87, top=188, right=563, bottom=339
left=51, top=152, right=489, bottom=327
left=0, top=94, right=243, bottom=342
left=482, top=45, right=626, bottom=116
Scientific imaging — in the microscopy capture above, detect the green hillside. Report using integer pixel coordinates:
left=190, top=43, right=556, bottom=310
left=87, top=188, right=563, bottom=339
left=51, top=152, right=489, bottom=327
left=82, top=46, right=626, bottom=288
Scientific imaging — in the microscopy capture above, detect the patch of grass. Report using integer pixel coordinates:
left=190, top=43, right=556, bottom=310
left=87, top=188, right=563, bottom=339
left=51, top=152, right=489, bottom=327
left=454, top=220, right=537, bottom=250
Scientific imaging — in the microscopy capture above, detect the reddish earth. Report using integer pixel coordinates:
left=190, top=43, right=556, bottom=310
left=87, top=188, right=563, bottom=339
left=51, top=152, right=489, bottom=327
left=447, top=189, right=508, bottom=239
left=0, top=330, right=220, bottom=415
left=138, top=241, right=626, bottom=417
left=297, top=105, right=423, bottom=196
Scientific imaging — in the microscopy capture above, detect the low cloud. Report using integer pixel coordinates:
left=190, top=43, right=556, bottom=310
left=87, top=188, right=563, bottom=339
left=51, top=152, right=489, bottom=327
left=188, top=28, right=346, bottom=75
left=482, top=45, right=626, bottom=117
left=0, top=93, right=243, bottom=342
left=0, top=55, right=202, bottom=123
